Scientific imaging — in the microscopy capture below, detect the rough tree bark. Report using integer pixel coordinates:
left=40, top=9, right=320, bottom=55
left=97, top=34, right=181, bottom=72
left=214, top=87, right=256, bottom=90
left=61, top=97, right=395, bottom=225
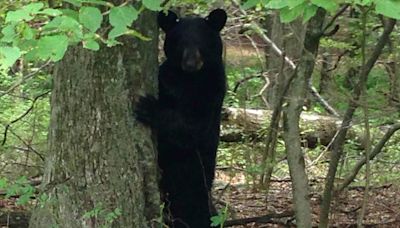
left=282, top=8, right=326, bottom=228
left=29, top=7, right=160, bottom=228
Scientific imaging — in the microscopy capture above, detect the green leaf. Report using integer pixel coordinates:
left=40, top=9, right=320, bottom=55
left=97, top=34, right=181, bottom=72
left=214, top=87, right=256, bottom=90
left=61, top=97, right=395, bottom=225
left=303, top=4, right=318, bottom=23
left=5, top=10, right=33, bottom=23
left=353, top=0, right=373, bottom=6
left=23, top=2, right=44, bottom=14
left=83, top=39, right=100, bottom=50
left=43, top=17, right=63, bottom=30
left=59, top=16, right=82, bottom=31
left=109, top=6, right=138, bottom=27
left=375, top=0, right=400, bottom=19
left=310, top=0, right=338, bottom=12
left=18, top=39, right=37, bottom=53
left=288, top=0, right=305, bottom=8
left=210, top=215, right=223, bottom=226
left=22, top=25, right=36, bottom=40
left=43, top=16, right=83, bottom=42
left=0, top=46, right=21, bottom=68
left=0, top=178, right=8, bottom=189
left=79, top=7, right=103, bottom=32
left=61, top=9, right=79, bottom=20
left=142, top=0, right=162, bottom=11
left=280, top=4, right=304, bottom=23
left=105, top=39, right=121, bottom=47
left=81, top=0, right=112, bottom=6
left=266, top=0, right=289, bottom=9
left=39, top=9, right=63, bottom=16
left=108, top=26, right=128, bottom=39
left=242, top=0, right=260, bottom=10
left=0, top=47, right=19, bottom=67
left=23, top=40, right=39, bottom=61
left=36, top=35, right=69, bottom=61
left=1, top=24, right=16, bottom=43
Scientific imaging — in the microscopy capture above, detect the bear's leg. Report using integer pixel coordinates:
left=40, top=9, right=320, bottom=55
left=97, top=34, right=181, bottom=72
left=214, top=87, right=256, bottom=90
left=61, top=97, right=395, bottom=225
left=160, top=151, right=212, bottom=228
left=167, top=188, right=211, bottom=228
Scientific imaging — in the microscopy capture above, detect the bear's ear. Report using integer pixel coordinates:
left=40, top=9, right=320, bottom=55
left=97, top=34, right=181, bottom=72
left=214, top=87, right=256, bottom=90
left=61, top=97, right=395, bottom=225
left=205, top=9, right=227, bottom=31
left=158, top=10, right=178, bottom=32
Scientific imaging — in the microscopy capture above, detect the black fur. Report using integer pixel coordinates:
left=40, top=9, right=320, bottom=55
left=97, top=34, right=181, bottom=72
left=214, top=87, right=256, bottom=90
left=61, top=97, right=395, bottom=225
left=135, top=9, right=227, bottom=228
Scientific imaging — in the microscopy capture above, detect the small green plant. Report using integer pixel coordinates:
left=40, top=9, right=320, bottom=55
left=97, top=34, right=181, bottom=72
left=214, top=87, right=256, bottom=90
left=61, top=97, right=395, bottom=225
left=210, top=204, right=229, bottom=228
left=153, top=203, right=168, bottom=228
left=0, top=176, right=35, bottom=205
left=83, top=203, right=122, bottom=228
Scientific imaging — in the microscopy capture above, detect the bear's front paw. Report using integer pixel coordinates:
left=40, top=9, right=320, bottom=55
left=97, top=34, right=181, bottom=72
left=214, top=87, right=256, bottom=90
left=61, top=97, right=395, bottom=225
left=134, top=95, right=157, bottom=127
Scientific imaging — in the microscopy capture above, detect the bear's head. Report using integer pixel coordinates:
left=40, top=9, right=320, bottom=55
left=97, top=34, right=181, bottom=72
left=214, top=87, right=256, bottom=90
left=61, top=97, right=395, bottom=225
left=158, top=9, right=227, bottom=73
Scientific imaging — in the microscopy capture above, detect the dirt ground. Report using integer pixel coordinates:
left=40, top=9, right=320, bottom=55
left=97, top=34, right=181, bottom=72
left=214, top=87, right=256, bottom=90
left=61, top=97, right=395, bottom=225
left=1, top=171, right=399, bottom=227
left=214, top=171, right=400, bottom=227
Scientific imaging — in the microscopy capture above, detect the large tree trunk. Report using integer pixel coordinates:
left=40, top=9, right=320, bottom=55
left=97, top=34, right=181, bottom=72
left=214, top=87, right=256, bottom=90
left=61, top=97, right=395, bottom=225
left=29, top=8, right=160, bottom=228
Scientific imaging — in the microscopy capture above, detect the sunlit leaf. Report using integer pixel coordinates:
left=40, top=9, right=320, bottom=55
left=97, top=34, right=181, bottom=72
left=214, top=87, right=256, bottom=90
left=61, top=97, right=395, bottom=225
left=36, top=35, right=69, bottom=61
left=109, top=6, right=138, bottom=27
left=79, top=7, right=103, bottom=32
left=142, top=0, right=162, bottom=11
left=39, top=9, right=63, bottom=16
left=242, top=0, right=259, bottom=10
left=375, top=0, right=400, bottom=19
left=303, top=4, right=318, bottom=23
left=280, top=4, right=304, bottom=23
left=5, top=10, right=33, bottom=23
left=1, top=24, right=16, bottom=43
left=0, top=46, right=21, bottom=68
left=23, top=2, right=44, bottom=14
left=266, top=0, right=289, bottom=9
left=83, top=39, right=100, bottom=50
left=108, top=26, right=128, bottom=39
left=310, top=0, right=338, bottom=12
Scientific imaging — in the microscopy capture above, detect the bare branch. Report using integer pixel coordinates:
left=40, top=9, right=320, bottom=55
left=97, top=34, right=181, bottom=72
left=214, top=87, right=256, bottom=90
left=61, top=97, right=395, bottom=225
left=337, top=123, right=400, bottom=192
left=322, top=4, right=350, bottom=34
left=2, top=91, right=51, bottom=147
left=223, top=211, right=294, bottom=227
left=0, top=61, right=51, bottom=99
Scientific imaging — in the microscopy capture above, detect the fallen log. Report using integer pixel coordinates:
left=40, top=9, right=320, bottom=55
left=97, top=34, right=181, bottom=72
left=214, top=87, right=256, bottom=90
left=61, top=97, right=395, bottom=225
left=221, top=107, right=349, bottom=148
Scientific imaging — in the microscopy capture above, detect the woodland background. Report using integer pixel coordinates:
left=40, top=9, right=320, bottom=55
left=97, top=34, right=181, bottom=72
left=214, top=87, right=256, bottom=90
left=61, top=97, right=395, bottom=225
left=0, top=0, right=400, bottom=227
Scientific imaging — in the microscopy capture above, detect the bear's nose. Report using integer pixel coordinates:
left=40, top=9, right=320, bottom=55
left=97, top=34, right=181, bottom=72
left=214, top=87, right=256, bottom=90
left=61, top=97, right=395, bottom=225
left=181, top=48, right=203, bottom=72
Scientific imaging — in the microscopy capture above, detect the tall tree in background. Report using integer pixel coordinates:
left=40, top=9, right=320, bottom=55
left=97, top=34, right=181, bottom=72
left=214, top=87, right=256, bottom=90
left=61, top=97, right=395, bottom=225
left=29, top=5, right=160, bottom=228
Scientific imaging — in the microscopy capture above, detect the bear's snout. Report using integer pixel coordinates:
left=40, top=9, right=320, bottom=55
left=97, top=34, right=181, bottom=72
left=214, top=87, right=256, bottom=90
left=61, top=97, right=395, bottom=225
left=181, top=47, right=203, bottom=72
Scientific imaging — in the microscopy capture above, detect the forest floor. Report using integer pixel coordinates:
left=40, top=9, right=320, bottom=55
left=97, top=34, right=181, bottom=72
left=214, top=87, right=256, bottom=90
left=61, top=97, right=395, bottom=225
left=0, top=176, right=399, bottom=227
left=214, top=171, right=400, bottom=227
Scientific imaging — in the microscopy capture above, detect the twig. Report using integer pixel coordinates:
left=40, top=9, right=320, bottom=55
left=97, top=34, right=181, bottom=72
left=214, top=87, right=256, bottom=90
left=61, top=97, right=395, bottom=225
left=232, top=0, right=340, bottom=116
left=233, top=74, right=263, bottom=93
left=0, top=61, right=51, bottom=98
left=336, top=123, right=400, bottom=192
left=223, top=211, right=294, bottom=227
left=319, top=18, right=397, bottom=227
left=6, top=128, right=45, bottom=161
left=322, top=4, right=350, bottom=34
left=2, top=91, right=51, bottom=147
left=241, top=22, right=340, bottom=116
left=327, top=50, right=351, bottom=72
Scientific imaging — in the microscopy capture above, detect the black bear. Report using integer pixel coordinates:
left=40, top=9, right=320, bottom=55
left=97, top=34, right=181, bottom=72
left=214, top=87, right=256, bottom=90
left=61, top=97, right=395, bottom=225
left=136, top=9, right=227, bottom=228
